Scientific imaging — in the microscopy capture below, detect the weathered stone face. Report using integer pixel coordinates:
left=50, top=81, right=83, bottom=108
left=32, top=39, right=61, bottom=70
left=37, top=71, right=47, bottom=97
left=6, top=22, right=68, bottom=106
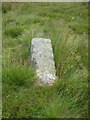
left=31, top=38, right=56, bottom=85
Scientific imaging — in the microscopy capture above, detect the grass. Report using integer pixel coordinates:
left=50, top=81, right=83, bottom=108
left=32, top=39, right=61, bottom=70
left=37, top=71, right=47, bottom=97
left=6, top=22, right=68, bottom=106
left=4, top=25, right=23, bottom=38
left=3, top=65, right=36, bottom=86
left=2, top=2, right=88, bottom=118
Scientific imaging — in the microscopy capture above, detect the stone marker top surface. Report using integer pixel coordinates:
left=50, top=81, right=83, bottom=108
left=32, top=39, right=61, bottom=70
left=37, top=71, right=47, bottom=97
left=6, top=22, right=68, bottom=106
left=31, top=38, right=56, bottom=85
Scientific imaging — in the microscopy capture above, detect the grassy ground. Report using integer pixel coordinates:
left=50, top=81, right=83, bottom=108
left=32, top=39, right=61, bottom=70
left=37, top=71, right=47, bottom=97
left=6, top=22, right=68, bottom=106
left=2, top=2, right=88, bottom=118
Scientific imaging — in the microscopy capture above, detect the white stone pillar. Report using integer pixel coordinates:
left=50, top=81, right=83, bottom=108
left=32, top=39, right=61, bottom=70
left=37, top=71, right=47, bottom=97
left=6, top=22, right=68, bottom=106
left=31, top=38, right=56, bottom=85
